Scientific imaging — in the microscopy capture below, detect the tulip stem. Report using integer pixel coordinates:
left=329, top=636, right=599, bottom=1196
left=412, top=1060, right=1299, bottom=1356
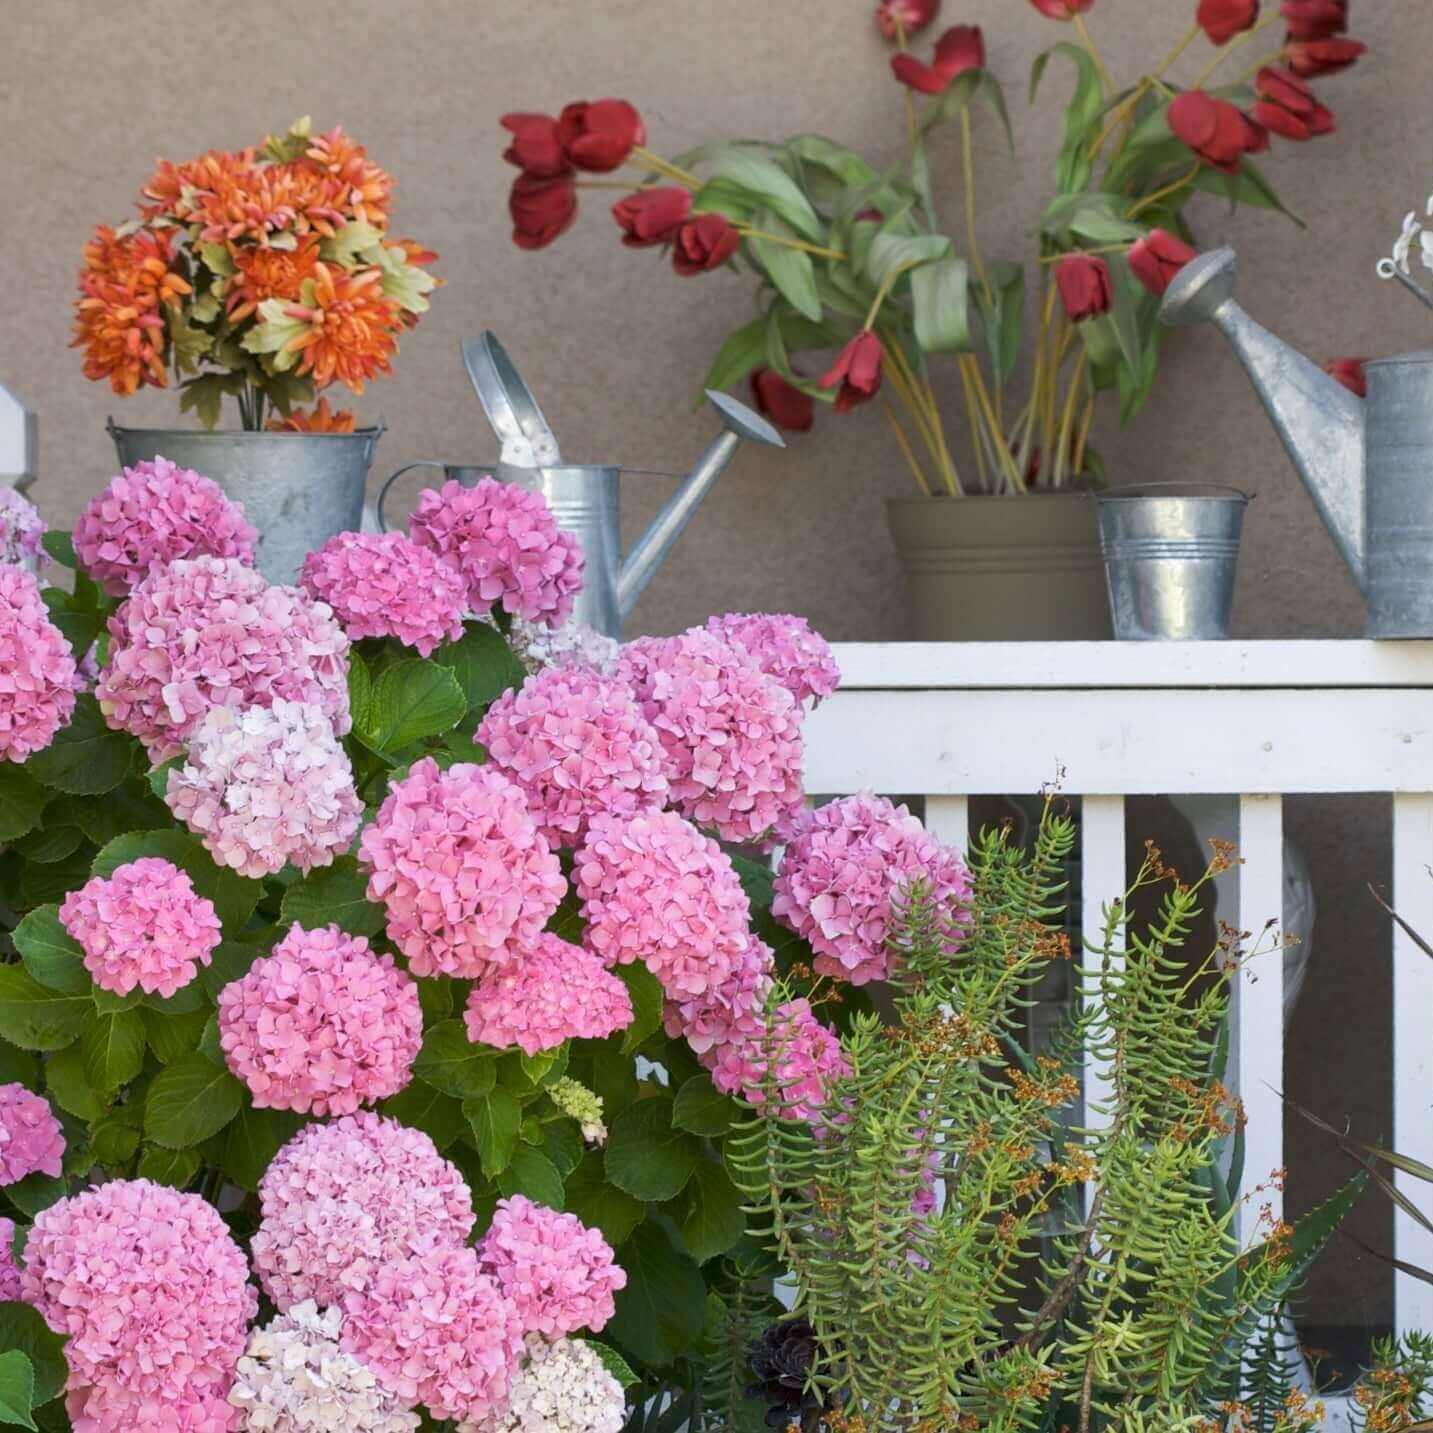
left=740, top=228, right=847, bottom=261
left=1074, top=392, right=1096, bottom=478
left=959, top=106, right=992, bottom=303
left=1039, top=243, right=1132, bottom=264
left=863, top=264, right=914, bottom=330
left=1239, top=46, right=1295, bottom=84
left=577, top=180, right=668, bottom=191
left=1187, top=11, right=1283, bottom=92
left=955, top=356, right=990, bottom=492
left=884, top=402, right=935, bottom=498
left=1126, top=163, right=1201, bottom=221
left=883, top=347, right=958, bottom=495
left=1054, top=350, right=1089, bottom=489
left=631, top=146, right=702, bottom=190
left=1073, top=14, right=1115, bottom=99
left=1088, top=24, right=1200, bottom=163
left=885, top=340, right=960, bottom=495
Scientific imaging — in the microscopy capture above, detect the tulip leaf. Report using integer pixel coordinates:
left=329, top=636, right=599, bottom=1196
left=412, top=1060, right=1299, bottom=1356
left=865, top=232, right=952, bottom=289
left=746, top=218, right=822, bottom=323
left=706, top=147, right=824, bottom=242
left=976, top=261, right=1026, bottom=388
left=690, top=177, right=759, bottom=226
left=1031, top=42, right=1104, bottom=193
left=1192, top=158, right=1304, bottom=227
left=700, top=318, right=767, bottom=405
left=912, top=255, right=972, bottom=354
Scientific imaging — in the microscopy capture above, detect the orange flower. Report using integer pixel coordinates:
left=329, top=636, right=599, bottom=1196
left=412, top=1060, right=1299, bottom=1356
left=140, top=148, right=256, bottom=222
left=266, top=398, right=357, bottom=433
left=304, top=127, right=393, bottom=228
left=277, top=262, right=400, bottom=392
left=226, top=234, right=322, bottom=321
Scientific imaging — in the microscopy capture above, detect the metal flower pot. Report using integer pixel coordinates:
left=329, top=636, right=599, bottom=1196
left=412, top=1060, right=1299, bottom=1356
left=108, top=422, right=385, bottom=584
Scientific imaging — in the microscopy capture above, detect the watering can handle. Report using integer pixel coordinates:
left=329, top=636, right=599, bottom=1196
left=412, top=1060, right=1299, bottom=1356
left=375, top=461, right=454, bottom=533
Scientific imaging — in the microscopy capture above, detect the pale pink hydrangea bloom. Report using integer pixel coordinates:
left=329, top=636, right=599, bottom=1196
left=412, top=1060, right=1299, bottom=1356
left=463, top=933, right=633, bottom=1056
left=575, top=809, right=750, bottom=998
left=478, top=1195, right=626, bottom=1339
left=252, top=1112, right=475, bottom=1310
left=477, top=667, right=668, bottom=848
left=515, top=617, right=620, bottom=676
left=97, top=556, right=350, bottom=762
left=23, top=1179, right=257, bottom=1417
left=358, top=759, right=565, bottom=978
left=340, top=1244, right=525, bottom=1425
left=0, top=565, right=77, bottom=763
left=0, top=1083, right=63, bottom=1185
left=460, top=1334, right=626, bottom=1433
left=59, top=856, right=221, bottom=998
left=218, top=923, right=423, bottom=1117
left=662, top=936, right=775, bottom=1057
left=165, top=700, right=363, bottom=878
left=0, top=1218, right=21, bottom=1303
left=73, top=457, right=258, bottom=595
left=300, top=530, right=468, bottom=657
left=773, top=793, right=972, bottom=985
left=0, top=487, right=46, bottom=568
left=702, top=612, right=841, bottom=707
left=617, top=630, right=805, bottom=845
left=708, top=998, right=850, bottom=1124
left=409, top=478, right=584, bottom=627
left=68, top=1380, right=241, bottom=1431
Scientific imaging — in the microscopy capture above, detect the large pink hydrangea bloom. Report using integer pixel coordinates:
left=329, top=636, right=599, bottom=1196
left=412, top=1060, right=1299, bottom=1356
left=662, top=935, right=774, bottom=1057
left=165, top=700, right=363, bottom=878
left=340, top=1245, right=525, bottom=1424
left=463, top=933, right=633, bottom=1056
left=0, top=565, right=77, bottom=763
left=23, top=1179, right=256, bottom=1418
left=252, top=1112, right=475, bottom=1310
left=0, top=488, right=46, bottom=568
left=218, top=923, right=423, bottom=1117
left=59, top=856, right=221, bottom=998
left=708, top=997, right=850, bottom=1124
left=73, top=457, right=258, bottom=596
left=409, top=477, right=584, bottom=626
left=773, top=793, right=972, bottom=985
left=703, top=612, right=841, bottom=707
left=358, top=759, right=565, bottom=978
left=97, top=556, right=350, bottom=762
left=67, top=1381, right=239, bottom=1432
left=0, top=1218, right=20, bottom=1303
left=478, top=1195, right=626, bottom=1339
left=476, top=667, right=668, bottom=848
left=575, top=809, right=750, bottom=998
left=617, top=630, right=804, bottom=845
left=0, top=1082, right=64, bottom=1185
left=300, top=530, right=468, bottom=657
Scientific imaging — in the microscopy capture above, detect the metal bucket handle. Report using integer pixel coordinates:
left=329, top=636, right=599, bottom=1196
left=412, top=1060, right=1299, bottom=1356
left=376, top=460, right=483, bottom=533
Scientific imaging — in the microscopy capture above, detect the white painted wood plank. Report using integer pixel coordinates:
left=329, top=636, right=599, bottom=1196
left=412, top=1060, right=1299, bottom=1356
left=1393, top=794, right=1433, bottom=1336
left=804, top=689, right=1433, bottom=797
left=1234, top=795, right=1285, bottom=1245
left=830, top=640, right=1433, bottom=692
left=923, top=795, right=968, bottom=852
left=1081, top=796, right=1126, bottom=1145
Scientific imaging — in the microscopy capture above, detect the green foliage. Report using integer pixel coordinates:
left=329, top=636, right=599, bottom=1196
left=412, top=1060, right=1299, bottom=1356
left=1349, top=1331, right=1433, bottom=1430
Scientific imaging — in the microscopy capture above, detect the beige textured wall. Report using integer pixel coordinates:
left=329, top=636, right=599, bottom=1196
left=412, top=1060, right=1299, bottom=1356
left=3, top=0, right=1420, bottom=1339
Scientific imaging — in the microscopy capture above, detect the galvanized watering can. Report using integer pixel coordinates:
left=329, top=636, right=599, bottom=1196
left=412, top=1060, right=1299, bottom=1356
left=1160, top=246, right=1433, bottom=638
left=378, top=334, right=784, bottom=637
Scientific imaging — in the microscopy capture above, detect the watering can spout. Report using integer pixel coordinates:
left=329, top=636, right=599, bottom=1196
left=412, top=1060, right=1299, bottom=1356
left=615, top=390, right=785, bottom=619
left=1159, top=246, right=1367, bottom=590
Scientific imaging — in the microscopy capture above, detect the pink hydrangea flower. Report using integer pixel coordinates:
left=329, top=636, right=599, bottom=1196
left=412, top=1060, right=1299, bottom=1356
left=358, top=759, right=565, bottom=978
left=218, top=923, right=423, bottom=1117
left=59, top=856, right=221, bottom=998
left=477, top=667, right=668, bottom=848
left=165, top=700, right=363, bottom=878
left=575, top=809, right=750, bottom=998
left=617, top=630, right=804, bottom=845
left=67, top=1381, right=239, bottom=1432
left=73, top=457, right=258, bottom=596
left=703, top=612, right=841, bottom=707
left=708, top=998, right=850, bottom=1124
left=662, top=936, right=775, bottom=1056
left=340, top=1245, right=525, bottom=1424
left=0, top=565, right=77, bottom=763
left=0, top=1218, right=21, bottom=1302
left=300, top=530, right=468, bottom=657
left=0, top=488, right=46, bottom=568
left=0, top=1083, right=63, bottom=1185
left=773, top=793, right=972, bottom=985
left=478, top=1195, right=626, bottom=1339
left=463, top=933, right=633, bottom=1056
left=23, top=1179, right=256, bottom=1412
left=97, top=556, right=350, bottom=762
left=515, top=617, right=620, bottom=675
left=252, top=1112, right=475, bottom=1310
left=409, top=478, right=584, bottom=627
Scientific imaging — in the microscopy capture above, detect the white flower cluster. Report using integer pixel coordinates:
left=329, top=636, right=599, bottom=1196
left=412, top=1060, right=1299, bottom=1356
left=547, top=1077, right=608, bottom=1146
left=228, top=1301, right=420, bottom=1433
left=515, top=617, right=621, bottom=676
left=1390, top=203, right=1433, bottom=275
left=461, top=1336, right=626, bottom=1433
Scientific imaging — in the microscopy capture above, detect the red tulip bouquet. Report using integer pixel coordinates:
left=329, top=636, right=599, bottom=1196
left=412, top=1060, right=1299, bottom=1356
left=501, top=1, right=1364, bottom=495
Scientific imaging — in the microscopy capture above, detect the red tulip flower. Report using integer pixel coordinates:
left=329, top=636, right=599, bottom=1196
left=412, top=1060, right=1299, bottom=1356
left=1254, top=67, right=1335, bottom=140
left=876, top=0, right=941, bottom=41
left=1324, top=357, right=1368, bottom=398
left=612, top=188, right=693, bottom=247
left=751, top=369, right=815, bottom=433
left=557, top=99, right=647, bottom=173
left=1281, top=0, right=1347, bottom=38
left=672, top=213, right=741, bottom=276
left=1285, top=36, right=1366, bottom=77
left=1168, top=91, right=1267, bottom=173
left=1028, top=0, right=1094, bottom=17
left=499, top=113, right=569, bottom=179
left=1055, top=254, right=1114, bottom=323
left=1128, top=230, right=1199, bottom=296
left=509, top=173, right=578, bottom=251
left=891, top=25, right=986, bottom=94
left=1197, top=0, right=1260, bottom=46
left=820, top=332, right=884, bottom=414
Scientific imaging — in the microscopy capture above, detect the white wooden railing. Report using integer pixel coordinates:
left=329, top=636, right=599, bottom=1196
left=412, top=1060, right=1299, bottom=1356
left=807, top=640, right=1433, bottom=1385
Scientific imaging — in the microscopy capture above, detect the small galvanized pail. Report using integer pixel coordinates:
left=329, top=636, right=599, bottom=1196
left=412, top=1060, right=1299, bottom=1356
left=1095, top=483, right=1251, bottom=641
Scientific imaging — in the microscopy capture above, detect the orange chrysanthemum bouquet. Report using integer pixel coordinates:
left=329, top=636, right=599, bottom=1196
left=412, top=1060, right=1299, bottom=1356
left=73, top=117, right=439, bottom=431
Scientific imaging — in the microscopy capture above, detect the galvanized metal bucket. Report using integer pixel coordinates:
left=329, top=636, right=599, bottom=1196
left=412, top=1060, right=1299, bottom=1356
left=1095, top=483, right=1251, bottom=641
left=109, top=421, right=385, bottom=584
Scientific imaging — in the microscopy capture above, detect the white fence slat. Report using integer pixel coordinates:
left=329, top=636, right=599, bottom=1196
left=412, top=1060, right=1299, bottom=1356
left=1234, top=795, right=1285, bottom=1244
left=1080, top=796, right=1126, bottom=1142
left=1393, top=793, right=1433, bottom=1335
left=923, top=795, right=969, bottom=851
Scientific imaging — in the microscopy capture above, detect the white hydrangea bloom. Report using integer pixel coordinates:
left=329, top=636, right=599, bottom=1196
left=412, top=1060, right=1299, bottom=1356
left=462, top=1335, right=626, bottom=1433
left=515, top=618, right=621, bottom=677
left=229, top=1301, right=420, bottom=1432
